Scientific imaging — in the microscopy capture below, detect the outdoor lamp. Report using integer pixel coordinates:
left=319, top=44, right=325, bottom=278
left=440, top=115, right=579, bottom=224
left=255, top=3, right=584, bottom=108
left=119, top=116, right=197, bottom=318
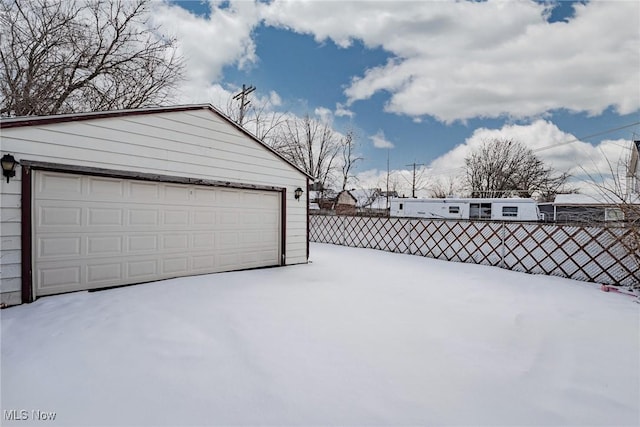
left=1, top=154, right=17, bottom=183
left=294, top=187, right=304, bottom=201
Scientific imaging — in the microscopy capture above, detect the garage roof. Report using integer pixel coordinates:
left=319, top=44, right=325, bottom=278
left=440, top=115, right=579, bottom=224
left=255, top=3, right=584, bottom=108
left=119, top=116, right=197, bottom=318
left=0, top=104, right=313, bottom=179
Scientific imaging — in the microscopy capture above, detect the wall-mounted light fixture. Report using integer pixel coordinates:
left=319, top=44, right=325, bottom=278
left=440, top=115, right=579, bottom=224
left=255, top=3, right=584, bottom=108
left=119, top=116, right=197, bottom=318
left=1, top=154, right=18, bottom=183
left=294, top=187, right=304, bottom=201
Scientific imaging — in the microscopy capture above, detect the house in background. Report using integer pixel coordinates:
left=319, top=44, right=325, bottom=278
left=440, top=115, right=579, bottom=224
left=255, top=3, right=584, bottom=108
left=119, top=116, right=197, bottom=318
left=538, top=194, right=629, bottom=223
left=0, top=104, right=310, bottom=306
left=351, top=188, right=392, bottom=216
left=309, top=188, right=394, bottom=216
left=539, top=141, right=640, bottom=224
left=309, top=189, right=338, bottom=211
left=334, top=190, right=357, bottom=215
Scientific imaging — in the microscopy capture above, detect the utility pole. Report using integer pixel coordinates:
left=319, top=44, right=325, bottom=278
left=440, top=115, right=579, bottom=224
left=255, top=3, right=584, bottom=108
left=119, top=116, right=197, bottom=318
left=386, top=149, right=390, bottom=209
left=406, top=162, right=425, bottom=198
left=232, top=84, right=256, bottom=125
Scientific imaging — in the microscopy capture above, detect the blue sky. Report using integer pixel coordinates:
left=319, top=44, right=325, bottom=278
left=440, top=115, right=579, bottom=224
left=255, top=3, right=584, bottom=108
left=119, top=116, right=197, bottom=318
left=155, top=0, right=640, bottom=195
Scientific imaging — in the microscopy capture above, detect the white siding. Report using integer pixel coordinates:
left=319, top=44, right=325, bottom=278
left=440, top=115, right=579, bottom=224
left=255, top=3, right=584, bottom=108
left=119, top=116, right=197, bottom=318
left=1, top=170, right=22, bottom=303
left=0, top=108, right=308, bottom=299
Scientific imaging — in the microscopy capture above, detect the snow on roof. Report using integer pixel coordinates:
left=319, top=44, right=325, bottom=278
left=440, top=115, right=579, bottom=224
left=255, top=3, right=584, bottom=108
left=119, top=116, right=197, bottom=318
left=553, top=193, right=640, bottom=205
left=0, top=104, right=314, bottom=179
left=554, top=194, right=606, bottom=205
left=309, top=190, right=337, bottom=201
left=365, top=196, right=389, bottom=210
left=340, top=189, right=390, bottom=210
left=394, top=197, right=536, bottom=204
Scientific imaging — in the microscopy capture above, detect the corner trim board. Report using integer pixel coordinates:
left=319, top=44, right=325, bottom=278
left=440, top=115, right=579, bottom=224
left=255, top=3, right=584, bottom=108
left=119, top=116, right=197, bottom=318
left=21, top=165, right=33, bottom=303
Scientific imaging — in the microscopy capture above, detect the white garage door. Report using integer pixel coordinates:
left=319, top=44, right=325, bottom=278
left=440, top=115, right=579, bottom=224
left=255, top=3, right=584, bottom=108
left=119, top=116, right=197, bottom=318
left=34, top=171, right=281, bottom=296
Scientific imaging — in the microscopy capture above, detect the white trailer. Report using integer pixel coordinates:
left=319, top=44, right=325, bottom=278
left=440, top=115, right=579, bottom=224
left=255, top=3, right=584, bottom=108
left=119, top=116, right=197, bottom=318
left=390, top=198, right=542, bottom=221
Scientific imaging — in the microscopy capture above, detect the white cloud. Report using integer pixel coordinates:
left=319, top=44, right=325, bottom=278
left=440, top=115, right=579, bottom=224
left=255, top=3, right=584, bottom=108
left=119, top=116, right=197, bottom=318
left=268, top=91, right=282, bottom=107
left=427, top=120, right=634, bottom=195
left=335, top=103, right=355, bottom=118
left=261, top=0, right=639, bottom=123
left=149, top=0, right=261, bottom=103
left=370, top=130, right=395, bottom=149
left=314, top=107, right=333, bottom=124
left=357, top=120, right=635, bottom=197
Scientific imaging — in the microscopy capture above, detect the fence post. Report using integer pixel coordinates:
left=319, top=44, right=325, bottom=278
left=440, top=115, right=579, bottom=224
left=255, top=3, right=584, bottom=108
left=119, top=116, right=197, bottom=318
left=408, top=219, right=415, bottom=255
left=500, top=222, right=506, bottom=268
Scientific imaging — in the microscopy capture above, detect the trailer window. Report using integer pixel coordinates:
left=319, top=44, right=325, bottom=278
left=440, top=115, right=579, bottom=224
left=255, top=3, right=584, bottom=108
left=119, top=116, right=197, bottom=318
left=470, top=203, right=491, bottom=219
left=502, top=206, right=518, bottom=217
left=448, top=206, right=460, bottom=214
left=605, top=207, right=623, bottom=221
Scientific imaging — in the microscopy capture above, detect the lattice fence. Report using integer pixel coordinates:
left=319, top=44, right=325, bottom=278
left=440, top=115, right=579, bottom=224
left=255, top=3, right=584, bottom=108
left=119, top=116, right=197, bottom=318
left=310, top=215, right=639, bottom=287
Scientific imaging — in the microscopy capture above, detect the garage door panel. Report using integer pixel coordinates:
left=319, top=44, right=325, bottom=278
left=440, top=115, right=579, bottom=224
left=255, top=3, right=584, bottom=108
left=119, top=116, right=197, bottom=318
left=34, top=171, right=281, bottom=296
left=88, top=235, right=123, bottom=255
left=218, top=190, right=240, bottom=204
left=37, top=172, right=82, bottom=196
left=262, top=231, right=279, bottom=244
left=39, top=265, right=82, bottom=290
left=193, top=187, right=216, bottom=203
left=129, top=209, right=159, bottom=226
left=219, top=212, right=238, bottom=225
left=88, top=177, right=125, bottom=198
left=164, top=210, right=190, bottom=226
left=192, top=255, right=215, bottom=271
left=219, top=252, right=240, bottom=269
left=39, top=206, right=82, bottom=227
left=164, top=184, right=191, bottom=201
left=240, top=231, right=260, bottom=245
left=128, top=235, right=159, bottom=253
left=38, top=236, right=82, bottom=258
left=193, top=233, right=215, bottom=249
left=88, top=207, right=123, bottom=226
left=127, top=259, right=159, bottom=279
left=162, top=234, right=189, bottom=250
left=193, top=210, right=216, bottom=225
left=242, top=212, right=261, bottom=225
left=129, top=181, right=160, bottom=201
left=87, top=262, right=123, bottom=284
left=260, top=249, right=278, bottom=263
left=162, top=257, right=189, bottom=275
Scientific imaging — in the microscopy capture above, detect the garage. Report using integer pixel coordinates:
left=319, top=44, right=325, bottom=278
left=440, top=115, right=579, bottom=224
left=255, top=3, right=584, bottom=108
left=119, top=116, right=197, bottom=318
left=0, top=104, right=309, bottom=305
left=34, top=170, right=281, bottom=296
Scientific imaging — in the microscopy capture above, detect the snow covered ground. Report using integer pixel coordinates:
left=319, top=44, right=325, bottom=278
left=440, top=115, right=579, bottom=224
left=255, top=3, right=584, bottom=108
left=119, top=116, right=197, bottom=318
left=2, top=243, right=638, bottom=426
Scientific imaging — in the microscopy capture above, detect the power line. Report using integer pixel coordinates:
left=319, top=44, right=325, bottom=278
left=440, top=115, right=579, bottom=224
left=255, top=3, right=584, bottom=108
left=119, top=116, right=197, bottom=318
left=532, top=121, right=640, bottom=153
left=385, top=121, right=640, bottom=181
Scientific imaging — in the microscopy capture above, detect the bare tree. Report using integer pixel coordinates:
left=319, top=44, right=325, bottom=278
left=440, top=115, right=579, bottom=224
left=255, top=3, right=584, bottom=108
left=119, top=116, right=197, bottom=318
left=465, top=138, right=570, bottom=199
left=400, top=163, right=430, bottom=198
left=272, top=114, right=341, bottom=191
left=247, top=103, right=287, bottom=148
left=339, top=130, right=363, bottom=191
left=222, top=88, right=287, bottom=148
left=0, top=0, right=184, bottom=117
left=429, top=175, right=464, bottom=198
left=581, top=142, right=640, bottom=288
left=379, top=170, right=403, bottom=198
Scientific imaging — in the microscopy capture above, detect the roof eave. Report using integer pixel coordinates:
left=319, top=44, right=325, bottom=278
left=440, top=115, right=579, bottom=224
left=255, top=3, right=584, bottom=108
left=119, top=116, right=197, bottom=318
left=0, top=104, right=313, bottom=180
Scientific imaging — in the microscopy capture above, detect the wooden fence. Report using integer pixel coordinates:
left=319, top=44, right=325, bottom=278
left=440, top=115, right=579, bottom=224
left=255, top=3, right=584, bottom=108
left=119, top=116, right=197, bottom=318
left=309, top=215, right=639, bottom=287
